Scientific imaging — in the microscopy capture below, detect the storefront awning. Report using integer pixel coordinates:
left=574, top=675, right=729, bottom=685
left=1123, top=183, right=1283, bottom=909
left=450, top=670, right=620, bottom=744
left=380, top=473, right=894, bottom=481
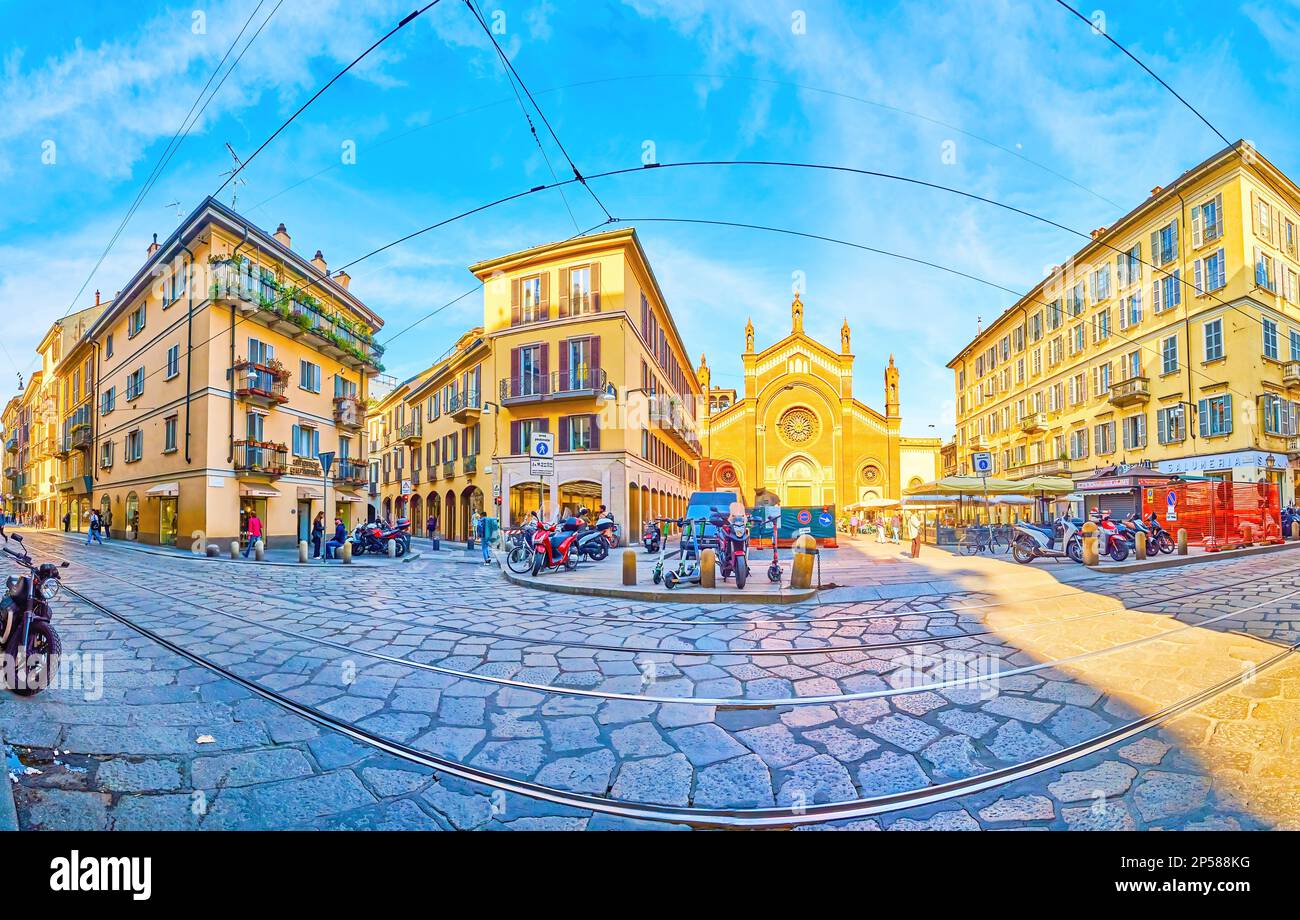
left=239, top=485, right=281, bottom=499
left=335, top=494, right=364, bottom=504
left=296, top=487, right=324, bottom=501
left=144, top=482, right=179, bottom=498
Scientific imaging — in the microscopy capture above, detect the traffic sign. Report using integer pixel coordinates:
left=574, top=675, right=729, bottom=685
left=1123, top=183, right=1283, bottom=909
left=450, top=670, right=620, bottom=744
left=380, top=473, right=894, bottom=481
left=318, top=451, right=336, bottom=477
left=529, top=432, right=555, bottom=476
left=971, top=451, right=993, bottom=475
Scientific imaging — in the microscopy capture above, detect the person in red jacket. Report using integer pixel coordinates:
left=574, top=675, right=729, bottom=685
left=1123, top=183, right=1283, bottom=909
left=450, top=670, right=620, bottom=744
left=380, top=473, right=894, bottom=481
left=243, top=512, right=263, bottom=558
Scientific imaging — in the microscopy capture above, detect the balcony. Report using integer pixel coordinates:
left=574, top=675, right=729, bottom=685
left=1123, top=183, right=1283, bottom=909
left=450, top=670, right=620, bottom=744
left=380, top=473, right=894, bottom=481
left=499, top=368, right=608, bottom=406
left=1007, top=458, right=1072, bottom=480
left=1019, top=412, right=1047, bottom=434
left=209, top=259, right=385, bottom=375
left=464, top=454, right=478, bottom=476
left=3, top=465, right=17, bottom=481
left=333, top=458, right=369, bottom=487
left=968, top=436, right=990, bottom=452
left=649, top=393, right=702, bottom=457
left=33, top=436, right=57, bottom=461
left=1108, top=375, right=1150, bottom=407
left=442, top=460, right=455, bottom=480
left=398, top=422, right=422, bottom=446
left=233, top=440, right=288, bottom=479
left=410, top=468, right=421, bottom=487
left=56, top=475, right=92, bottom=496
left=234, top=360, right=290, bottom=408
left=333, top=396, right=364, bottom=431
left=19, top=484, right=38, bottom=501
left=448, top=391, right=481, bottom=422
left=1284, top=362, right=1300, bottom=387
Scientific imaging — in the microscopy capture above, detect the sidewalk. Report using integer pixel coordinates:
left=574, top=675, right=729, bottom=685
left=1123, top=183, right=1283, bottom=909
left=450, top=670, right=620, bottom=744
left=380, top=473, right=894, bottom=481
left=0, top=732, right=17, bottom=831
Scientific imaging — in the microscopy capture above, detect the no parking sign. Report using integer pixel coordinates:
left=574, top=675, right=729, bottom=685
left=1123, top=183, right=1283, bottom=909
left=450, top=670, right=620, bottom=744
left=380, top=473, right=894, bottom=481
left=796, top=509, right=813, bottom=526
left=1166, top=489, right=1178, bottom=521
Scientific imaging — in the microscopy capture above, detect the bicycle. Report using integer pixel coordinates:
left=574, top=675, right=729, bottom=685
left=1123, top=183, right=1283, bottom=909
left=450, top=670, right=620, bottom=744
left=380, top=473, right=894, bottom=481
left=961, top=525, right=1002, bottom=555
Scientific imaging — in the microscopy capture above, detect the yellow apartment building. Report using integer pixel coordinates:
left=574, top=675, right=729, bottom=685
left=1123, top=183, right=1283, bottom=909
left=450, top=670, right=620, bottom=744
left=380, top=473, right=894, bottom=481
left=70, top=196, right=382, bottom=547
left=2, top=396, right=19, bottom=518
left=370, top=330, right=494, bottom=542
left=469, top=228, right=703, bottom=533
left=950, top=141, right=1300, bottom=505
left=43, top=299, right=110, bottom=530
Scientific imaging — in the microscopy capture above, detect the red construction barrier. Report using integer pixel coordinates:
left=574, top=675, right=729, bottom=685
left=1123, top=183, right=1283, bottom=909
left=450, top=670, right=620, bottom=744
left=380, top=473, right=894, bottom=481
left=1141, top=480, right=1282, bottom=551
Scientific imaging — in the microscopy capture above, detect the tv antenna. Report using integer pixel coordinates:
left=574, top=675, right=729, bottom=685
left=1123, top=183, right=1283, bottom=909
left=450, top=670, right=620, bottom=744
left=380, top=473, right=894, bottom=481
left=218, top=143, right=248, bottom=208
left=164, top=200, right=184, bottom=223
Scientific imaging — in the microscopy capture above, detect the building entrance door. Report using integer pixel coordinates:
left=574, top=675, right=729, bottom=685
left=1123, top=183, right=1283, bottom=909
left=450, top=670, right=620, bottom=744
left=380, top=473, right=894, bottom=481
left=297, top=500, right=312, bottom=542
left=786, top=486, right=813, bottom=506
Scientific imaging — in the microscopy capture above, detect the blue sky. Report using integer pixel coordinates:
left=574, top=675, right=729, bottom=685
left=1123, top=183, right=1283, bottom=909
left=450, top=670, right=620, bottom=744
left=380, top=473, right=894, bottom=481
left=2, top=0, right=1299, bottom=436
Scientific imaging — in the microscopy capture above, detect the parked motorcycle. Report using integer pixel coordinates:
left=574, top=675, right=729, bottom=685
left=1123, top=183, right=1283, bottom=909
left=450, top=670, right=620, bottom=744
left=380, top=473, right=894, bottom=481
left=708, top=506, right=753, bottom=589
left=1011, top=515, right=1083, bottom=564
left=642, top=518, right=663, bottom=554
left=352, top=519, right=411, bottom=556
left=530, top=517, right=586, bottom=576
left=1, top=535, right=66, bottom=696
left=1091, top=511, right=1131, bottom=562
left=1144, top=514, right=1176, bottom=554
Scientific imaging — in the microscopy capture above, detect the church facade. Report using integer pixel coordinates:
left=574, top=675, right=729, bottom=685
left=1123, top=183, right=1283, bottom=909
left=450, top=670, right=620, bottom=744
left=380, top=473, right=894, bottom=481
left=696, top=295, right=940, bottom=509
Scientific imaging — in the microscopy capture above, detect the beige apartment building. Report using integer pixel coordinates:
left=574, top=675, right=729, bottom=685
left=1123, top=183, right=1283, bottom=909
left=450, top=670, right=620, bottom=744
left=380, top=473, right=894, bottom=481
left=950, top=141, right=1300, bottom=504
left=70, top=196, right=383, bottom=547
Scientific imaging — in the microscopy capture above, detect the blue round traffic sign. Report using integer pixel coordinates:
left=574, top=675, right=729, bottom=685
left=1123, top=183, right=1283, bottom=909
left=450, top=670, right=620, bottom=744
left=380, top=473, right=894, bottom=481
left=535, top=443, right=549, bottom=456
left=818, top=512, right=833, bottom=527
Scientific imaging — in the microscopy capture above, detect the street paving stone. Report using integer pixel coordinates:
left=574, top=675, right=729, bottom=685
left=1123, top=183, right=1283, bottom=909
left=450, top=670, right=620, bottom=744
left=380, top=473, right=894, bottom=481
left=5, top=532, right=1300, bottom=829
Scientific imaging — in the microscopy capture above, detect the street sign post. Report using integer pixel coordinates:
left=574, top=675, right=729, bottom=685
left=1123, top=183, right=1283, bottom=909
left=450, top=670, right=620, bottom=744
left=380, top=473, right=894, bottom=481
left=318, top=451, right=335, bottom=564
left=970, top=451, right=993, bottom=525
left=529, top=432, right=555, bottom=478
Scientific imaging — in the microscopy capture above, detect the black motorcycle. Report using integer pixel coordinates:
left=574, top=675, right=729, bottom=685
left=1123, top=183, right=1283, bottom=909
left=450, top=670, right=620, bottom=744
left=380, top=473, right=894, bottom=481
left=642, top=519, right=663, bottom=554
left=1, top=535, right=67, bottom=696
left=708, top=507, right=753, bottom=589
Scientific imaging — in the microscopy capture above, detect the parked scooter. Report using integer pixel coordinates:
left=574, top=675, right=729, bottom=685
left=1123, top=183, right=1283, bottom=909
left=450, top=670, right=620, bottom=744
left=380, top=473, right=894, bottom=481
left=1090, top=511, right=1131, bottom=562
left=1, top=535, right=67, bottom=696
left=761, top=516, right=783, bottom=583
left=1144, top=513, right=1176, bottom=554
left=708, top=506, right=754, bottom=589
left=530, top=515, right=587, bottom=575
left=642, top=518, right=662, bottom=554
left=1011, top=515, right=1083, bottom=564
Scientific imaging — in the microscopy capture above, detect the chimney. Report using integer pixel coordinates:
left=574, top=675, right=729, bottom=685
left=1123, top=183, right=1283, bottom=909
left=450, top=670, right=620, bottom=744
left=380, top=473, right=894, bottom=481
left=274, top=223, right=291, bottom=248
left=333, top=269, right=351, bottom=290
left=312, top=250, right=328, bottom=274
left=146, top=233, right=160, bottom=256
left=94, top=290, right=101, bottom=306
left=1150, top=186, right=1163, bottom=197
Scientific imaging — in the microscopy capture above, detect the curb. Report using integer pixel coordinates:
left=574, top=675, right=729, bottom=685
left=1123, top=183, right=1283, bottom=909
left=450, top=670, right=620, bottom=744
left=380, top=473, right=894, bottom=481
left=501, top=566, right=818, bottom=604
left=1090, top=539, right=1300, bottom=574
left=37, top=530, right=423, bottom=568
left=0, top=732, right=17, bottom=831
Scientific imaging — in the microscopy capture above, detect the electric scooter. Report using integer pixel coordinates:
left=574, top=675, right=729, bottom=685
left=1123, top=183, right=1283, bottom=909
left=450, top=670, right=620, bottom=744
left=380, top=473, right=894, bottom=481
left=663, top=518, right=706, bottom=589
left=763, top=516, right=782, bottom=583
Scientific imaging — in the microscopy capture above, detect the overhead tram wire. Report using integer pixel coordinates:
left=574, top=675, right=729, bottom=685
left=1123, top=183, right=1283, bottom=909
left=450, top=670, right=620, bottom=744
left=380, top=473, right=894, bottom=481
left=1051, top=0, right=1300, bottom=226
left=618, top=213, right=1266, bottom=412
left=42, top=0, right=274, bottom=364
left=462, top=0, right=615, bottom=224
left=91, top=157, right=1274, bottom=411
left=214, top=0, right=448, bottom=200
left=463, top=0, right=580, bottom=231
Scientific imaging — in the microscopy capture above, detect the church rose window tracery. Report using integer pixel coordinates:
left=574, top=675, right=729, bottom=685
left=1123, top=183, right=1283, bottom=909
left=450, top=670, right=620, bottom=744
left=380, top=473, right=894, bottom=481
left=778, top=407, right=819, bottom=446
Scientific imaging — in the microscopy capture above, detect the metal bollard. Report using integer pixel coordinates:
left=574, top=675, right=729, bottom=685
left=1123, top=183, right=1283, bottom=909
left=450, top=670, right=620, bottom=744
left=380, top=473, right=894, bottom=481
left=699, top=549, right=717, bottom=588
left=229, top=541, right=240, bottom=560
left=341, top=541, right=353, bottom=564
left=1177, top=528, right=1188, bottom=555
left=1135, top=531, right=1147, bottom=561
left=254, top=539, right=265, bottom=562
left=622, top=550, right=637, bottom=586
left=298, top=540, right=309, bottom=564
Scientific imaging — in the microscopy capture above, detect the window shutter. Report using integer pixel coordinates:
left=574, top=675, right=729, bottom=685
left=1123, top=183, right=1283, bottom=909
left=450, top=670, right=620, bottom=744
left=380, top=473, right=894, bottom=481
left=1215, top=248, right=1226, bottom=289
left=510, top=421, right=520, bottom=455
left=558, top=416, right=570, bottom=452
left=559, top=268, right=570, bottom=317
left=590, top=413, right=601, bottom=451
left=1193, top=259, right=1203, bottom=294
left=591, top=262, right=601, bottom=312
left=291, top=425, right=300, bottom=453
left=590, top=336, right=600, bottom=374
left=1192, top=206, right=1203, bottom=247
left=1223, top=395, right=1233, bottom=434
left=558, top=338, right=570, bottom=382
left=1138, top=414, right=1146, bottom=445
left=1197, top=399, right=1209, bottom=438
left=510, top=347, right=520, bottom=398
left=1152, top=278, right=1162, bottom=314
left=510, top=279, right=521, bottom=326
left=1150, top=231, right=1160, bottom=266
left=539, top=343, right=550, bottom=394
left=540, top=272, right=550, bottom=316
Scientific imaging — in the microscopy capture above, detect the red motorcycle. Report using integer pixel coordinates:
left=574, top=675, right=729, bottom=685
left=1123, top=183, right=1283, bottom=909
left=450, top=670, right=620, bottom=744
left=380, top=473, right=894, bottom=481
left=2, top=534, right=67, bottom=696
left=353, top=518, right=412, bottom=556
left=530, top=516, right=587, bottom=576
left=708, top=507, right=754, bottom=589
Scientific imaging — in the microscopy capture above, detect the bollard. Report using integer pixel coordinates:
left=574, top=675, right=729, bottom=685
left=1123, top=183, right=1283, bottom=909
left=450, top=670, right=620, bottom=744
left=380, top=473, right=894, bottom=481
left=254, top=539, right=265, bottom=562
left=791, top=553, right=815, bottom=589
left=230, top=541, right=240, bottom=560
left=699, top=549, right=717, bottom=588
left=1177, top=528, right=1188, bottom=555
left=386, top=539, right=397, bottom=558
left=1135, top=531, right=1147, bottom=561
left=298, top=540, right=309, bottom=564
left=341, top=541, right=353, bottom=564
left=622, top=549, right=637, bottom=586
left=205, top=544, right=220, bottom=558
left=1081, top=522, right=1099, bottom=567
left=1292, top=521, right=1299, bottom=541
left=792, top=534, right=817, bottom=555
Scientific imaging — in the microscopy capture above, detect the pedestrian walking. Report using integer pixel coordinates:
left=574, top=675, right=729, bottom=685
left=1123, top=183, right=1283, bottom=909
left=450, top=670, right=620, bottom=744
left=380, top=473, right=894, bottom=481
left=907, top=509, right=923, bottom=559
left=890, top=512, right=901, bottom=544
left=243, top=511, right=263, bottom=558
left=875, top=513, right=887, bottom=544
left=311, top=511, right=325, bottom=559
left=86, top=509, right=104, bottom=546
left=426, top=513, right=437, bottom=544
left=62, top=511, right=71, bottom=532
left=479, top=512, right=494, bottom=564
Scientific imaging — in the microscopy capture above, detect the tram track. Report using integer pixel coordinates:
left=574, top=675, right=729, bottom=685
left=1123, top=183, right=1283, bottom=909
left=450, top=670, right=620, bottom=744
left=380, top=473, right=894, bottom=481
left=59, top=579, right=1298, bottom=829
left=37, top=539, right=1300, bottom=708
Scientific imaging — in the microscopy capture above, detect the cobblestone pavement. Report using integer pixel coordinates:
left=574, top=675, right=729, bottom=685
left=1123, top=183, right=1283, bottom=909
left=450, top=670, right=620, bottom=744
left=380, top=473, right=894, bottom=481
left=4, top=532, right=1299, bottom=830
